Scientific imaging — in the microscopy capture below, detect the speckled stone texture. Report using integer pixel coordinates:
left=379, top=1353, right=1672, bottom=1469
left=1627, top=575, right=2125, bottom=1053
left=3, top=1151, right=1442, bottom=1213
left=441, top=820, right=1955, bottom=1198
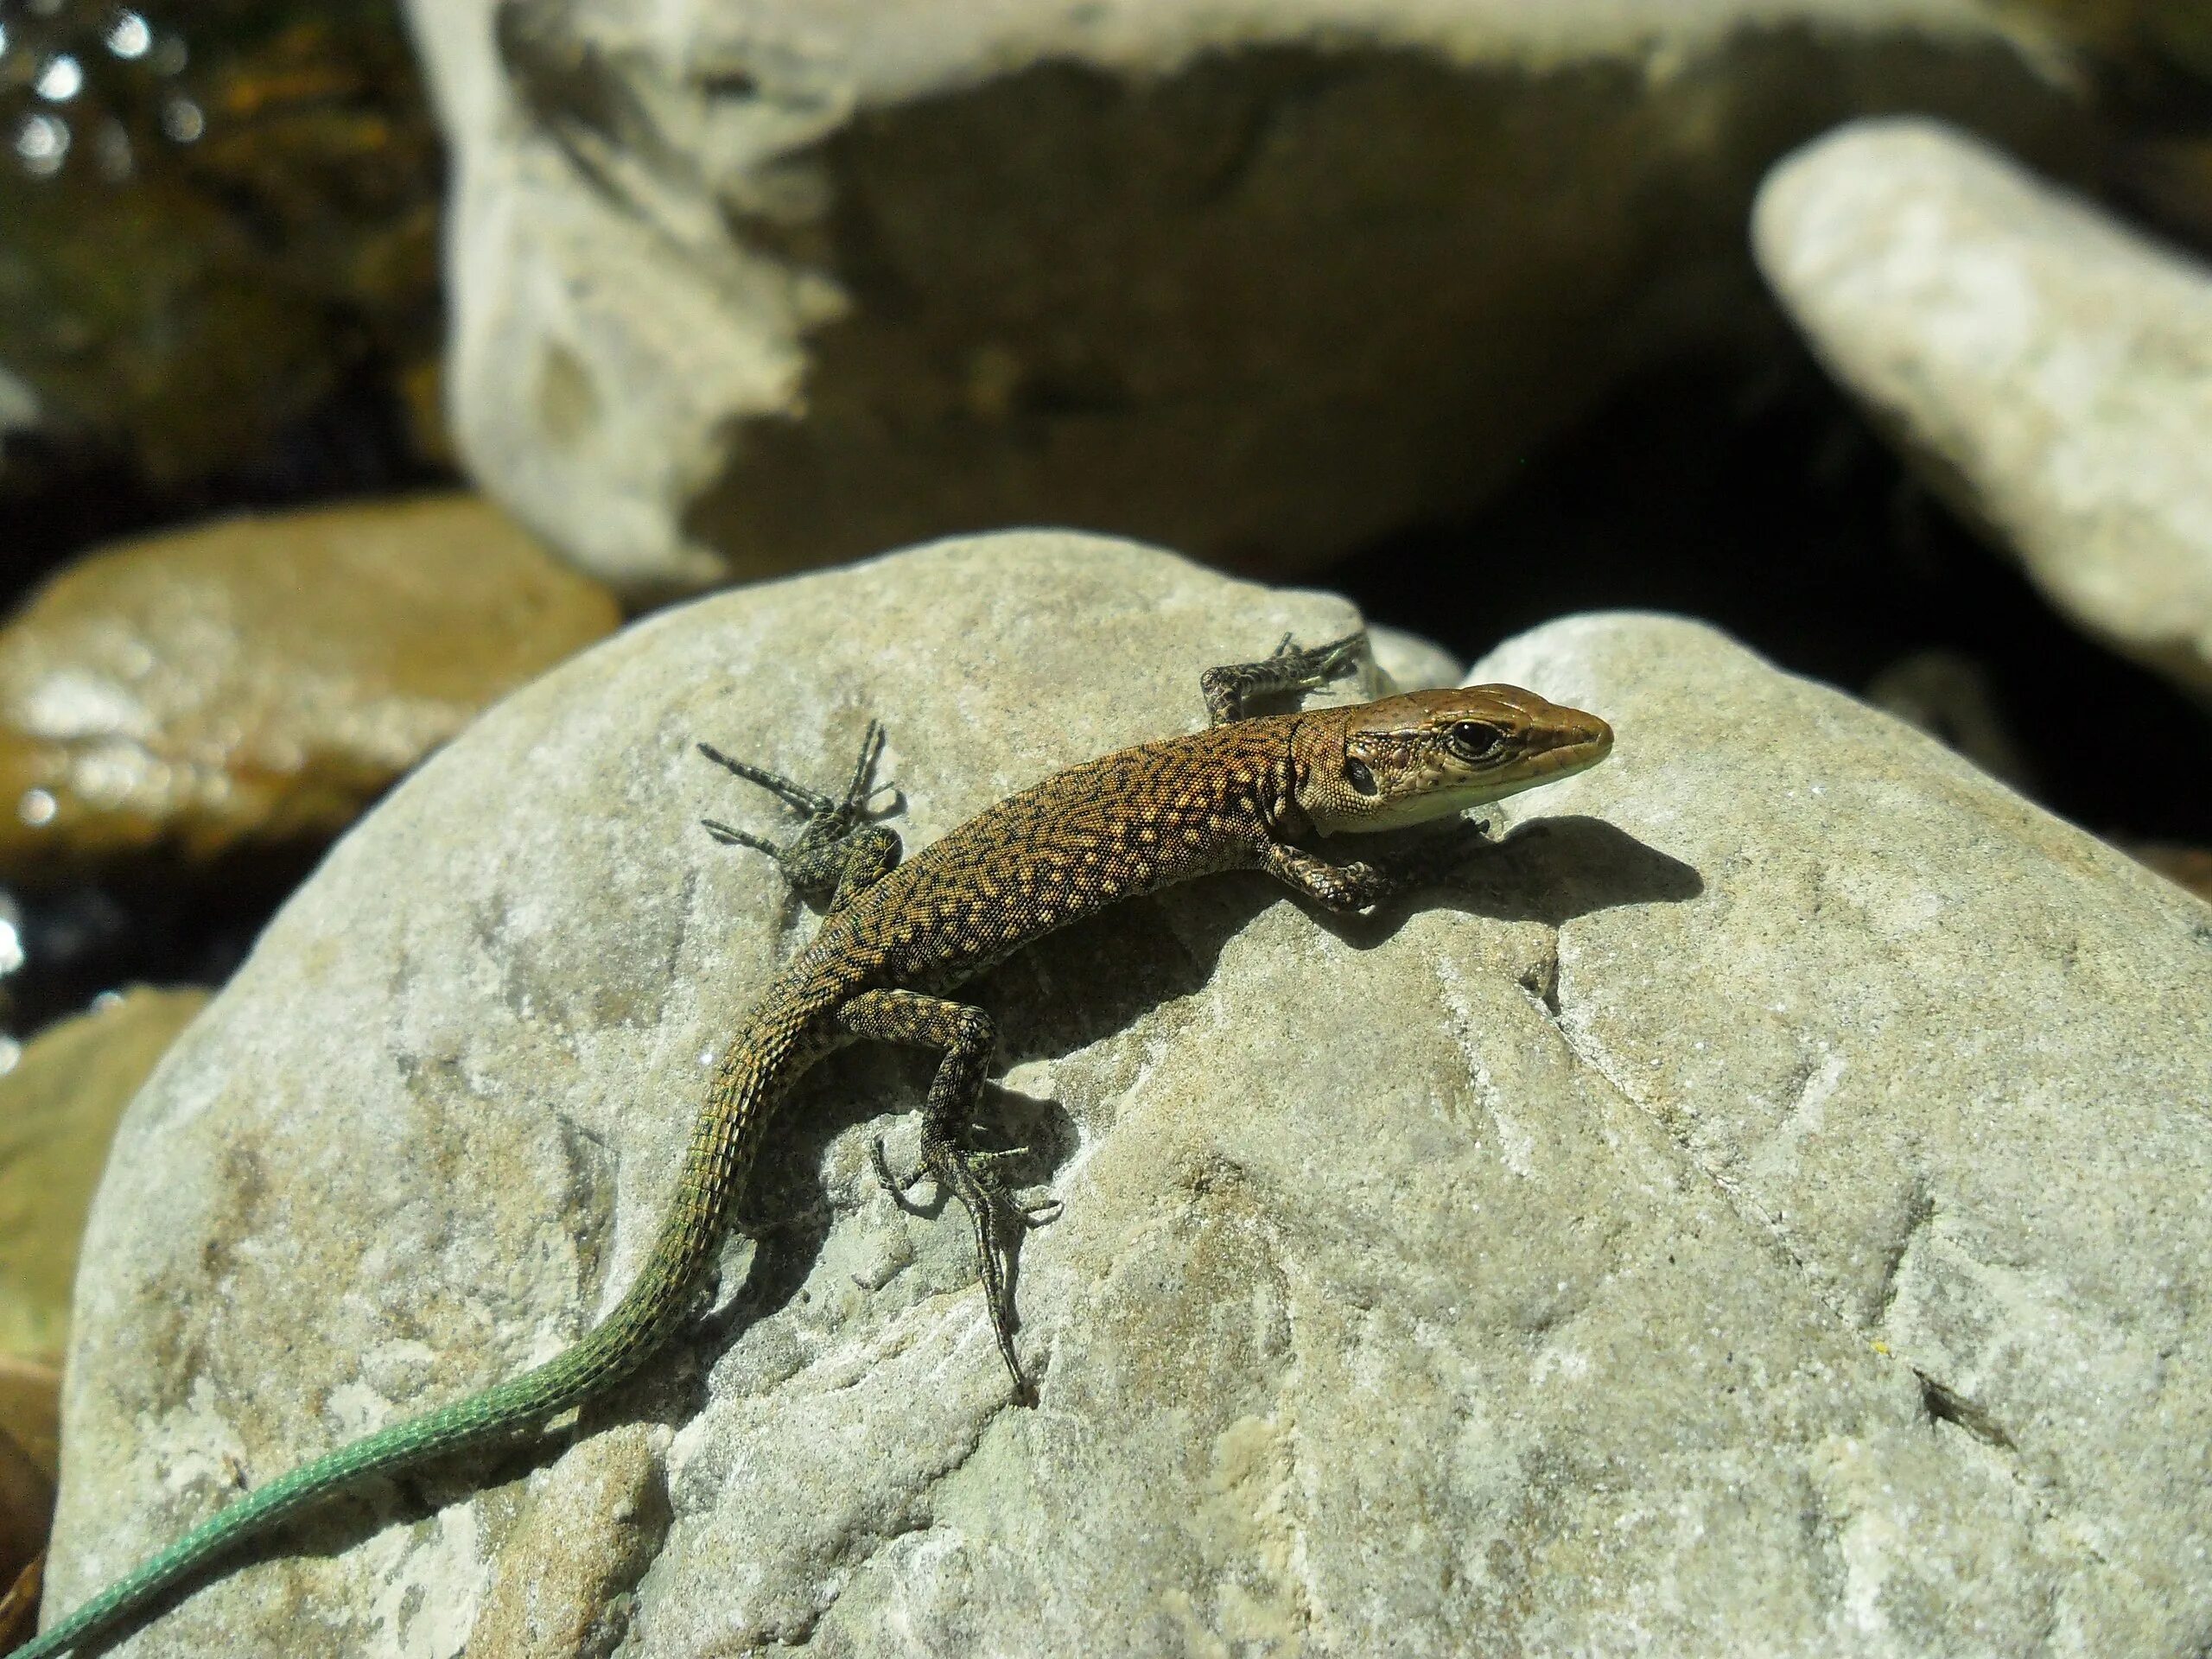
left=45, top=531, right=2212, bottom=1656
left=404, top=0, right=2087, bottom=595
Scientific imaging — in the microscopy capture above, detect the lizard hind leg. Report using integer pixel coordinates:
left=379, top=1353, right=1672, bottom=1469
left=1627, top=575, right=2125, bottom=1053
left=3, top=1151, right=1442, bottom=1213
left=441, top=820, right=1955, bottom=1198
left=1200, top=629, right=1374, bottom=725
left=838, top=988, right=1061, bottom=1404
left=697, top=721, right=903, bottom=910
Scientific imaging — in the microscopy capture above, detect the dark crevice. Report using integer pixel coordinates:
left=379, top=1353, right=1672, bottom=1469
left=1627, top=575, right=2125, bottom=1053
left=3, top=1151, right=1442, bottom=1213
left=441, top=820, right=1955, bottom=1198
left=1332, top=346, right=2212, bottom=849
left=1516, top=951, right=1561, bottom=1022
left=1916, top=1370, right=2018, bottom=1452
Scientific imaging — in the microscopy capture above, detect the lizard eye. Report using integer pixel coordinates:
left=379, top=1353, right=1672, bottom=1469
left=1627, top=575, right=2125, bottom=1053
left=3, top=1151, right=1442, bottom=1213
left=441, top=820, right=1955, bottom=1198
left=1448, top=721, right=1506, bottom=760
left=1343, top=755, right=1378, bottom=795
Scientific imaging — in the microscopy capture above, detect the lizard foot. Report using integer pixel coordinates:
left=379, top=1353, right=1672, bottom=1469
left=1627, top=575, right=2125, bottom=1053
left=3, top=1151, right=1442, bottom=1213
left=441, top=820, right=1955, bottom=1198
left=871, top=1130, right=1058, bottom=1402
left=870, top=1137, right=1061, bottom=1228
left=1201, top=629, right=1372, bottom=725
left=697, top=721, right=903, bottom=907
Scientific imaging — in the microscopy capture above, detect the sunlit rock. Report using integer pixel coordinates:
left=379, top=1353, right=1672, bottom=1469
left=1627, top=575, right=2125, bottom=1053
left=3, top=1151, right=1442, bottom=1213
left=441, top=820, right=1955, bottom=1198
left=0, top=495, right=620, bottom=879
left=408, top=0, right=2088, bottom=596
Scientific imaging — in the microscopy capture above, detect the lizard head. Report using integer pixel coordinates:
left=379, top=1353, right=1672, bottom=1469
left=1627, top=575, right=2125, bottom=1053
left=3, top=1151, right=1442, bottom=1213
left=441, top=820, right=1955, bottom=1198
left=1292, top=684, right=1613, bottom=834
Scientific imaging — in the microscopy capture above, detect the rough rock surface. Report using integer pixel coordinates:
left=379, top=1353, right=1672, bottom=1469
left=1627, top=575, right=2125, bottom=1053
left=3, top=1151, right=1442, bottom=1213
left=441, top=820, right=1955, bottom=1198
left=0, top=495, right=620, bottom=879
left=47, top=533, right=2212, bottom=1656
left=0, top=987, right=209, bottom=1364
left=405, top=0, right=2086, bottom=594
left=1756, top=117, right=2212, bottom=701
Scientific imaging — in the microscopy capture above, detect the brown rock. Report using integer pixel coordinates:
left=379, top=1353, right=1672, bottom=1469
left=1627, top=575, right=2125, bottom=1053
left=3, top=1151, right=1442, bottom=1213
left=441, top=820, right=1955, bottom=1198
left=0, top=1552, right=38, bottom=1654
left=0, top=988, right=210, bottom=1365
left=0, top=1356, right=59, bottom=1483
left=2123, top=842, right=2212, bottom=906
left=0, top=1428, right=48, bottom=1599
left=0, top=1357, right=60, bottom=1639
left=0, top=496, right=620, bottom=879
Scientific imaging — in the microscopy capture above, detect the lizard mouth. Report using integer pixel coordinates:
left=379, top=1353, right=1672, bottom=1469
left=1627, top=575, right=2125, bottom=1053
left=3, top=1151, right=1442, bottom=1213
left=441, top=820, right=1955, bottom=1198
left=1524, top=712, right=1613, bottom=779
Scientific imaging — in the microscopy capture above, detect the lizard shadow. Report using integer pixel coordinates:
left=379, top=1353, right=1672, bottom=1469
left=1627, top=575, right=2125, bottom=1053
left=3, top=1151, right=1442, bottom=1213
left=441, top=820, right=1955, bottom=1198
left=645, top=882, right=1284, bottom=1413
left=1327, top=813, right=1701, bottom=935
left=682, top=813, right=1692, bottom=1354
left=148, top=814, right=1695, bottom=1629
left=702, top=811, right=1697, bottom=1381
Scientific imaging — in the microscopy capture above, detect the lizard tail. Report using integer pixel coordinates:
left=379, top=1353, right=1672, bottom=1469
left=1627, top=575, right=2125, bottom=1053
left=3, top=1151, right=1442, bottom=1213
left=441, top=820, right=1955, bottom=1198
left=15, top=1016, right=806, bottom=1659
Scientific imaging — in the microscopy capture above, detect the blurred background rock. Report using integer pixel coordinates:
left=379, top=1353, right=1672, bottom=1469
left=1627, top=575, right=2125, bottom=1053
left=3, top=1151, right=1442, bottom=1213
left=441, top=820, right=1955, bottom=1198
left=0, top=986, right=202, bottom=1646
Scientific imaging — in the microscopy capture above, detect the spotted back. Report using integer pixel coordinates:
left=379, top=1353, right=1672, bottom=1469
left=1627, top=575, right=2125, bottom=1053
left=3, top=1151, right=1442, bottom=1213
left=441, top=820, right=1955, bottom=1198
left=820, top=713, right=1306, bottom=992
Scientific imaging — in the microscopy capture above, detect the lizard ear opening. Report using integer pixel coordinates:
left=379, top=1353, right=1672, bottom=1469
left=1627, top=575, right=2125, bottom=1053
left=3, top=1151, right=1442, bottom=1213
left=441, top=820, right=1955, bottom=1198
left=1343, top=755, right=1379, bottom=796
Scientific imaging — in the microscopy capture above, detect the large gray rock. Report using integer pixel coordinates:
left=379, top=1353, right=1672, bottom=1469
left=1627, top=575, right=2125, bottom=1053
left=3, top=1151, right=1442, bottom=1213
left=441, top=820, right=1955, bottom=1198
left=48, top=532, right=2212, bottom=1656
left=1756, top=118, right=2212, bottom=702
left=404, top=0, right=2087, bottom=596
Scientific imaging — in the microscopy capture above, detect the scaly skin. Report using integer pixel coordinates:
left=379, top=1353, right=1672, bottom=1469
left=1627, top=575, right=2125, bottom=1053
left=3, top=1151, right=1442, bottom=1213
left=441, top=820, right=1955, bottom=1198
left=20, top=632, right=1611, bottom=1656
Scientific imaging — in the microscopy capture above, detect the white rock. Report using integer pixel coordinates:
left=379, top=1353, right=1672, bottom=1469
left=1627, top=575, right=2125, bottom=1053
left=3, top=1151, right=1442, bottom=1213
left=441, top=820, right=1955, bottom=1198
left=1756, top=117, right=2212, bottom=701
left=48, top=534, right=2212, bottom=1655
left=404, top=1, right=2083, bottom=595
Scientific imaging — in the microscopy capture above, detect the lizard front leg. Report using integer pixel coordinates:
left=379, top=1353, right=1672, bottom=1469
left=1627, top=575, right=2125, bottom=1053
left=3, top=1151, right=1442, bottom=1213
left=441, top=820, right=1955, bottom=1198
left=697, top=720, right=902, bottom=910
left=1261, top=826, right=1491, bottom=912
left=838, top=988, right=1060, bottom=1402
left=1200, top=630, right=1372, bottom=726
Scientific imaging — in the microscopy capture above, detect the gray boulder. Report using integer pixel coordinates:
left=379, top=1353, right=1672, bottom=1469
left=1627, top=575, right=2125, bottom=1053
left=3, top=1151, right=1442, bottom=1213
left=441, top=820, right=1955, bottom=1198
left=48, top=532, right=2212, bottom=1655
left=405, top=0, right=2088, bottom=595
left=1756, top=117, right=2212, bottom=702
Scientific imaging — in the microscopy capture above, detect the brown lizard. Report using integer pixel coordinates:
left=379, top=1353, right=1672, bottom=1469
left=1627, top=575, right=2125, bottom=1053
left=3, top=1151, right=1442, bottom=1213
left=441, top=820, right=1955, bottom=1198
left=20, top=631, right=1611, bottom=1656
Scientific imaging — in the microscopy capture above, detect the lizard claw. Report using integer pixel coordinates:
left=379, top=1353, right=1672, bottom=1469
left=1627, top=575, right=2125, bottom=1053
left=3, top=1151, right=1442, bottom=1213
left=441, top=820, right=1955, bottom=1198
left=870, top=1134, right=931, bottom=1202
left=871, top=1135, right=1058, bottom=1230
left=1015, top=1195, right=1065, bottom=1230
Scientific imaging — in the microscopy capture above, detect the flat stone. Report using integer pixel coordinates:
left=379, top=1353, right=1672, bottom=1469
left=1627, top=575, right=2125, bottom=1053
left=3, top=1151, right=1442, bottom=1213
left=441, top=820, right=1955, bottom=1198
left=0, top=987, right=209, bottom=1365
left=1755, top=117, right=2212, bottom=700
left=43, top=533, right=2212, bottom=1655
left=0, top=495, right=620, bottom=880
left=409, top=0, right=2086, bottom=594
